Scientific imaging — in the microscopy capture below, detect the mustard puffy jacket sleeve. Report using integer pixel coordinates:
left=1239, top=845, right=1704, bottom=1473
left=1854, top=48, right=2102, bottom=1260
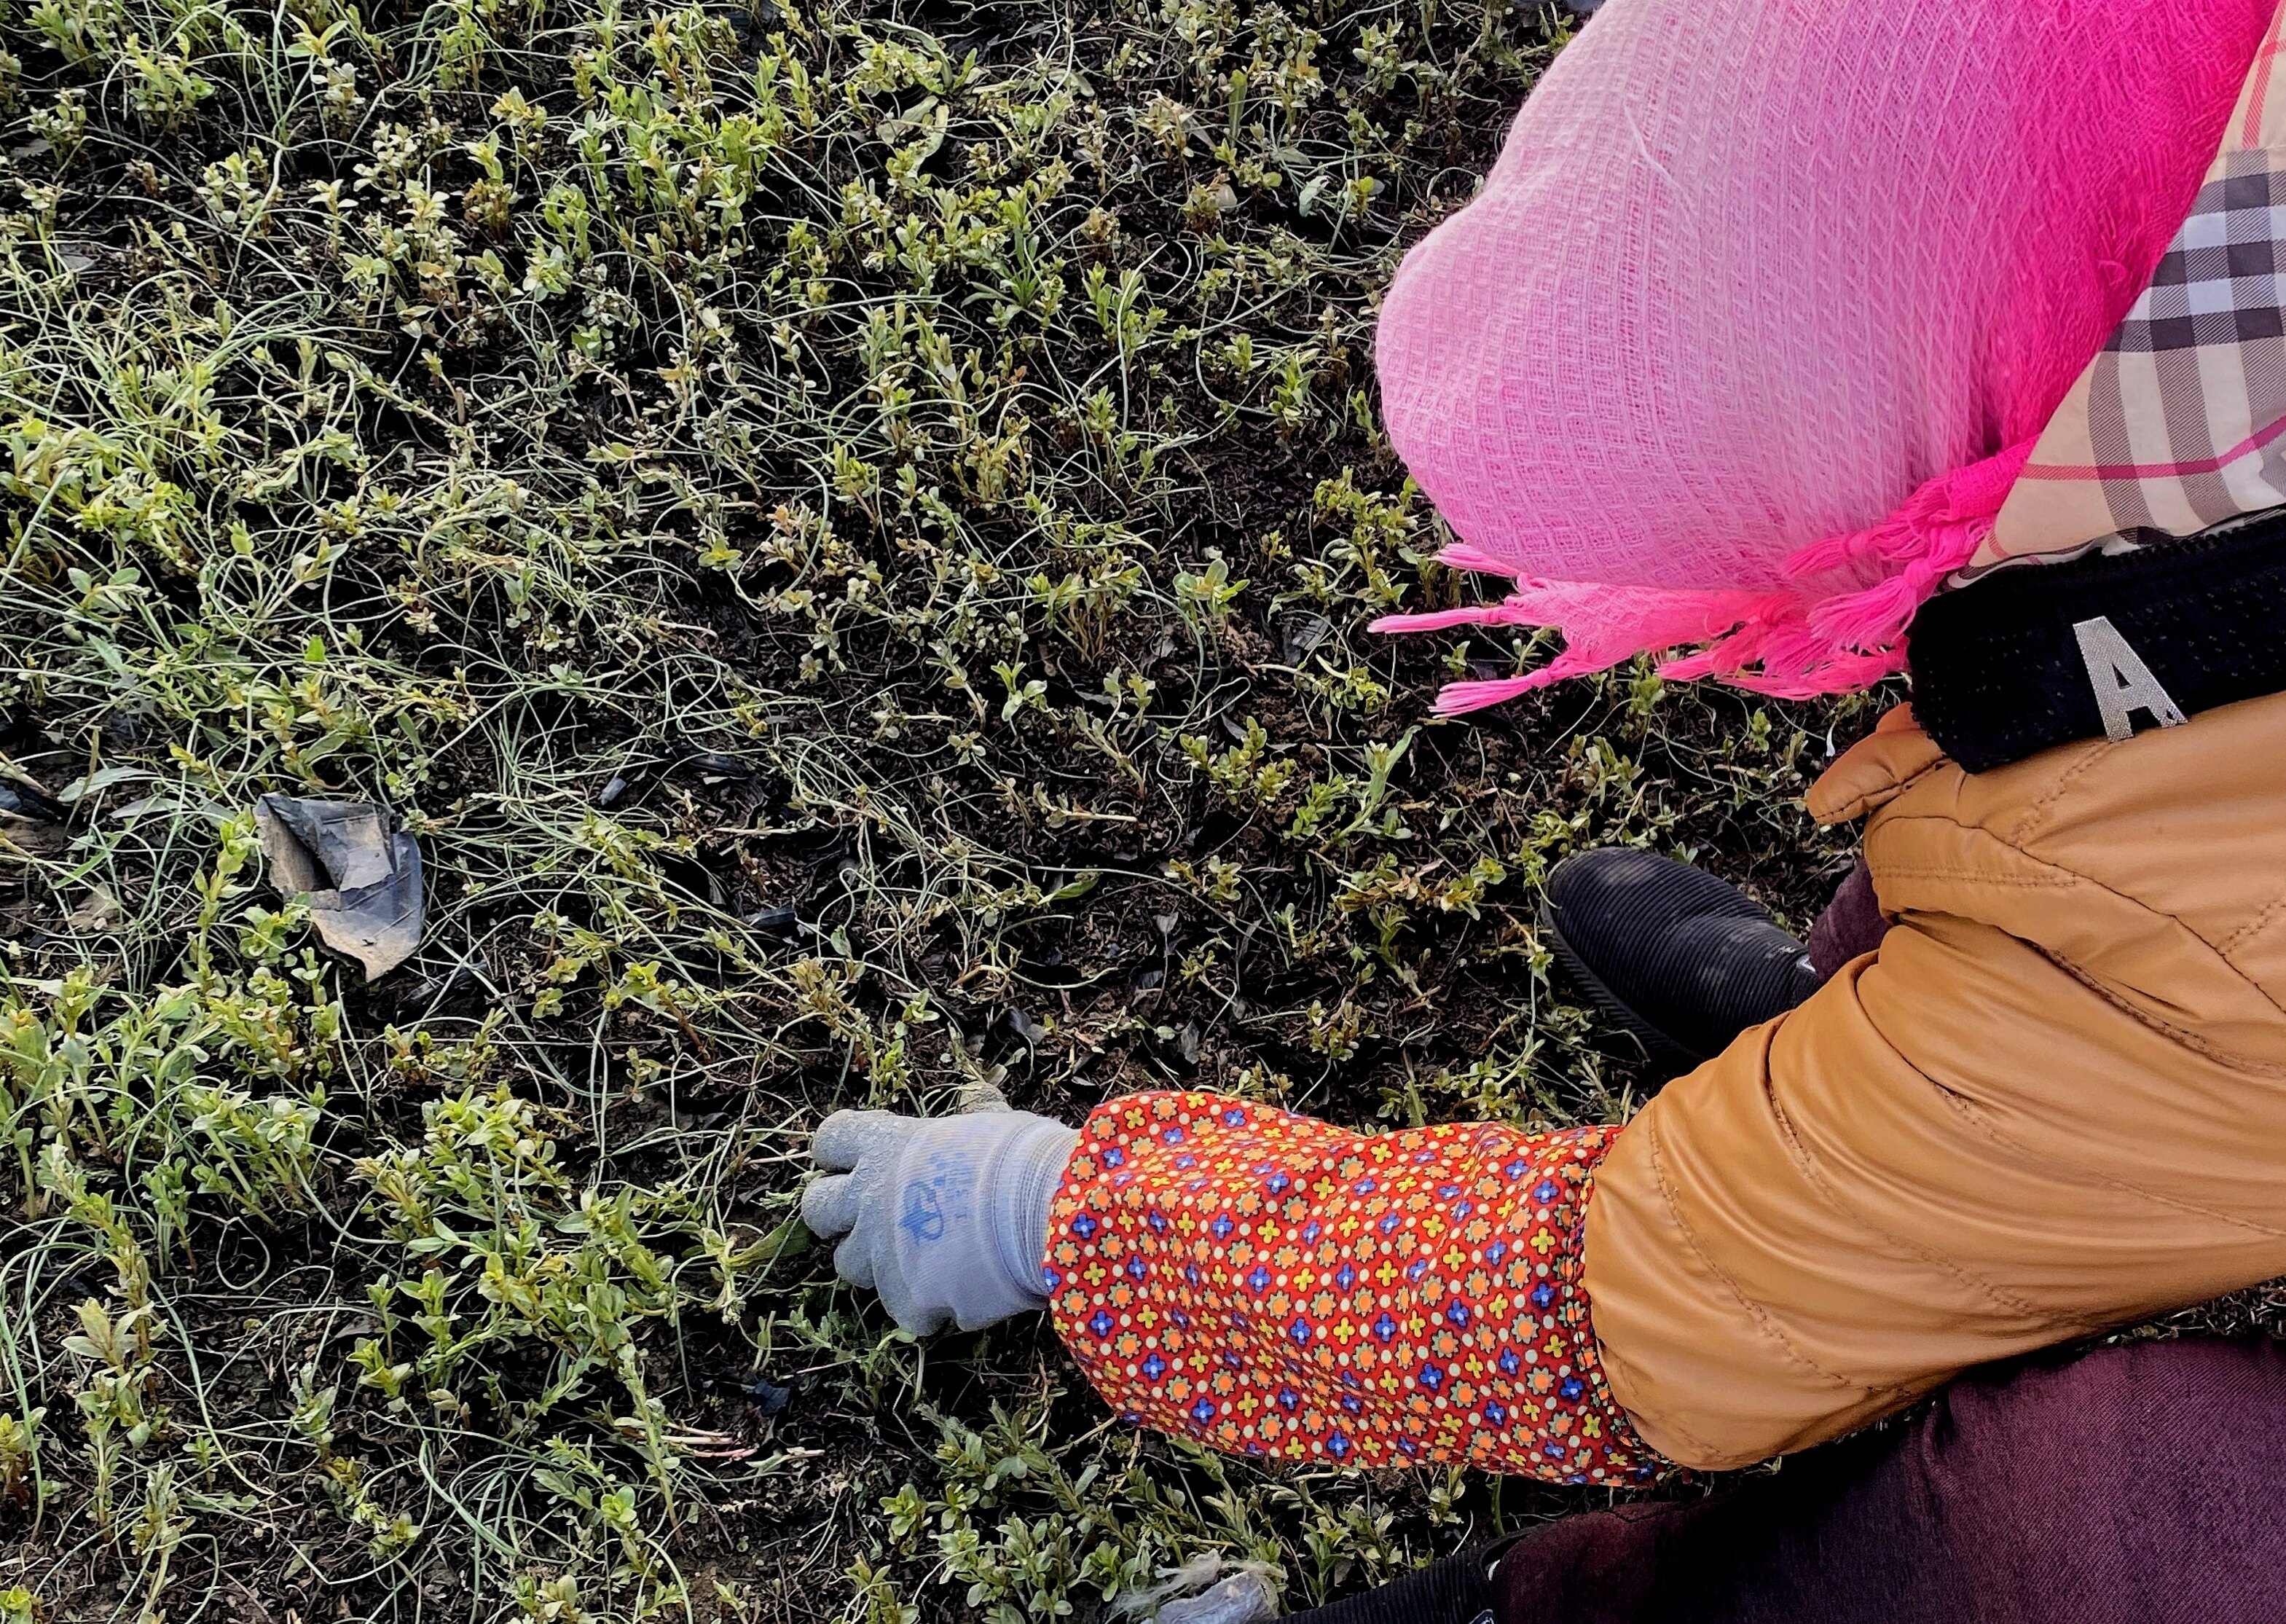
left=1584, top=698, right=2286, bottom=1469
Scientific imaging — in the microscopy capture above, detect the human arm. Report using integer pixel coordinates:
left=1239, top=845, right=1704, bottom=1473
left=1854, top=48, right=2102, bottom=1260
left=1041, top=1090, right=1657, bottom=1483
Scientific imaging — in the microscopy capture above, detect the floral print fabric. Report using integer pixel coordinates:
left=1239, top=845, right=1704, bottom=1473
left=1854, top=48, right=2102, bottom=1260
left=1042, top=1091, right=1659, bottom=1484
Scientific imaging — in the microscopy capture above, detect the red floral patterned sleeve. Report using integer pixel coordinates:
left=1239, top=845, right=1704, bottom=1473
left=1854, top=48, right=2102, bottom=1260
left=1042, top=1091, right=1661, bottom=1485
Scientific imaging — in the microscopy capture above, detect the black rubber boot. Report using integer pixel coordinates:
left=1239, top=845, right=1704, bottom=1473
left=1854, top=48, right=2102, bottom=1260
left=1541, top=850, right=1822, bottom=1072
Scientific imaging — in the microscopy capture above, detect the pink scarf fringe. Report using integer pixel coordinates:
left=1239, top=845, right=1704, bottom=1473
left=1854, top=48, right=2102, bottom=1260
left=1375, top=444, right=2032, bottom=714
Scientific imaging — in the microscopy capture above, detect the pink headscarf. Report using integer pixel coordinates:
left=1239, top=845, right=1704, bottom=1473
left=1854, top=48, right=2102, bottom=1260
left=1375, top=0, right=2276, bottom=708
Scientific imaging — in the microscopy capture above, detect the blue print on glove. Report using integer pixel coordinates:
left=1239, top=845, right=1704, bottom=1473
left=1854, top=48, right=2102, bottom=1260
left=901, top=1179, right=947, bottom=1244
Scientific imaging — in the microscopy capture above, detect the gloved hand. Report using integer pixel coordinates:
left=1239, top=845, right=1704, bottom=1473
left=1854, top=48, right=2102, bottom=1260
left=801, top=1103, right=1080, bottom=1335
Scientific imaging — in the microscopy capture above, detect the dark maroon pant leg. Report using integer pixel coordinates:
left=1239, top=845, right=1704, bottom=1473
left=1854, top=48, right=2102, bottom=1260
left=1806, top=858, right=1885, bottom=980
left=1496, top=1337, right=2286, bottom=1624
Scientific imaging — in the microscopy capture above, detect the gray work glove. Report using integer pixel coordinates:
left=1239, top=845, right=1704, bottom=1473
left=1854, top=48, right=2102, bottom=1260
left=801, top=1104, right=1080, bottom=1335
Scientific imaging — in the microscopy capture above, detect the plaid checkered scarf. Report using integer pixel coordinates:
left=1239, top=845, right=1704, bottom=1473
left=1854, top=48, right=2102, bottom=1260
left=1375, top=0, right=2283, bottom=708
left=1984, top=4, right=2286, bottom=570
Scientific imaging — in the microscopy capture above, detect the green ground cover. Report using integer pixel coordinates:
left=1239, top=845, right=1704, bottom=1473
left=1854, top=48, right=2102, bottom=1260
left=0, top=0, right=2108, bottom=1617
